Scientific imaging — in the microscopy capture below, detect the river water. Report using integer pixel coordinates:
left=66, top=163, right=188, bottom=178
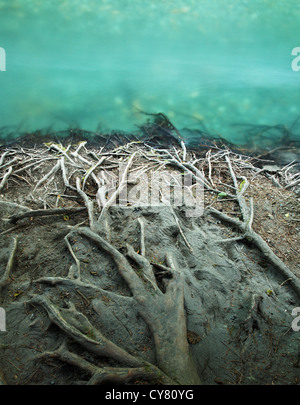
left=0, top=0, right=300, bottom=148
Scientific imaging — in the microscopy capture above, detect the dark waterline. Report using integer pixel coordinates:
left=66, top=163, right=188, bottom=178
left=0, top=1, right=300, bottom=148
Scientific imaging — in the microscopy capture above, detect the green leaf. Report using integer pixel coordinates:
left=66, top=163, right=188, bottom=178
left=266, top=289, right=273, bottom=296
left=218, top=192, right=227, bottom=198
left=239, top=180, right=246, bottom=192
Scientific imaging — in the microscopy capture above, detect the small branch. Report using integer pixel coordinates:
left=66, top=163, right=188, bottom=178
left=33, top=160, right=60, bottom=192
left=206, top=150, right=215, bottom=187
left=171, top=207, right=193, bottom=253
left=64, top=234, right=81, bottom=280
left=180, top=140, right=187, bottom=162
left=0, top=237, right=17, bottom=290
left=0, top=200, right=30, bottom=212
left=32, top=276, right=133, bottom=303
left=76, top=177, right=95, bottom=230
left=0, top=166, right=12, bottom=192
left=0, top=151, right=10, bottom=167
left=7, top=206, right=86, bottom=224
left=225, top=154, right=249, bottom=221
left=98, top=151, right=137, bottom=222
left=14, top=157, right=57, bottom=175
left=0, top=157, right=18, bottom=171
left=47, top=143, right=76, bottom=165
left=284, top=177, right=300, bottom=190
left=82, top=156, right=106, bottom=191
left=60, top=157, right=76, bottom=192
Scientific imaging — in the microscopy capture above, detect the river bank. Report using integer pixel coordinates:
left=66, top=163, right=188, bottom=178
left=0, top=136, right=299, bottom=385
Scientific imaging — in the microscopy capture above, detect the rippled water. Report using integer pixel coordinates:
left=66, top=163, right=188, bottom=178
left=0, top=0, right=300, bottom=147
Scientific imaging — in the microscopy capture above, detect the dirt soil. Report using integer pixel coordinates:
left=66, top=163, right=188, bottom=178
left=0, top=142, right=299, bottom=385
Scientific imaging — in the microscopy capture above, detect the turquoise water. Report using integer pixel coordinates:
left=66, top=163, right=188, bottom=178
left=0, top=0, right=300, bottom=147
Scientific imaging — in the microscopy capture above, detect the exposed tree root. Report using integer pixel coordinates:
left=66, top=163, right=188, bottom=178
left=0, top=236, right=17, bottom=291
left=27, top=295, right=175, bottom=385
left=36, top=340, right=172, bottom=385
left=0, top=166, right=13, bottom=192
left=72, top=226, right=201, bottom=384
left=0, top=137, right=298, bottom=386
left=25, top=222, right=200, bottom=385
left=7, top=206, right=86, bottom=224
left=207, top=205, right=300, bottom=296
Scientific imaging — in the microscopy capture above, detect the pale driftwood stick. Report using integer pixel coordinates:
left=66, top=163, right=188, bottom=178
left=98, top=151, right=137, bottom=222
left=48, top=143, right=76, bottom=165
left=7, top=206, right=86, bottom=224
left=225, top=154, right=250, bottom=221
left=180, top=140, right=187, bottom=162
left=33, top=160, right=60, bottom=191
left=284, top=177, right=300, bottom=190
left=0, top=166, right=12, bottom=192
left=71, top=149, right=92, bottom=166
left=177, top=157, right=236, bottom=198
left=87, top=150, right=101, bottom=161
left=225, top=153, right=239, bottom=190
left=76, top=178, right=95, bottom=230
left=60, top=157, right=76, bottom=192
left=73, top=141, right=87, bottom=155
left=150, top=261, right=173, bottom=274
left=0, top=151, right=10, bottom=167
left=206, top=150, right=215, bottom=187
left=0, top=157, right=18, bottom=171
left=82, top=156, right=106, bottom=191
left=0, top=200, right=30, bottom=212
left=173, top=146, right=181, bottom=161
left=14, top=157, right=57, bottom=174
left=181, top=161, right=211, bottom=189
left=0, top=237, right=17, bottom=289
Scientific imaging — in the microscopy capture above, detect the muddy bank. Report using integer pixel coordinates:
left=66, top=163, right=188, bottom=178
left=0, top=140, right=299, bottom=385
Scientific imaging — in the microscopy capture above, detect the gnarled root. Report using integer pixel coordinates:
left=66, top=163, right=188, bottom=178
left=28, top=224, right=201, bottom=385
left=73, top=226, right=201, bottom=385
left=27, top=296, right=174, bottom=385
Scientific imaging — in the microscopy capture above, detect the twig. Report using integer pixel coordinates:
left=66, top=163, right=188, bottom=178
left=33, top=160, right=60, bottom=192
left=206, top=150, right=215, bottom=187
left=7, top=206, right=86, bottom=224
left=0, top=151, right=10, bottom=167
left=171, top=206, right=193, bottom=253
left=76, top=178, right=95, bottom=230
left=0, top=236, right=17, bottom=289
left=65, top=233, right=81, bottom=280
left=98, top=151, right=137, bottom=222
left=181, top=140, right=187, bottom=162
left=47, top=143, right=76, bottom=165
left=82, top=156, right=106, bottom=191
left=0, top=166, right=13, bottom=192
